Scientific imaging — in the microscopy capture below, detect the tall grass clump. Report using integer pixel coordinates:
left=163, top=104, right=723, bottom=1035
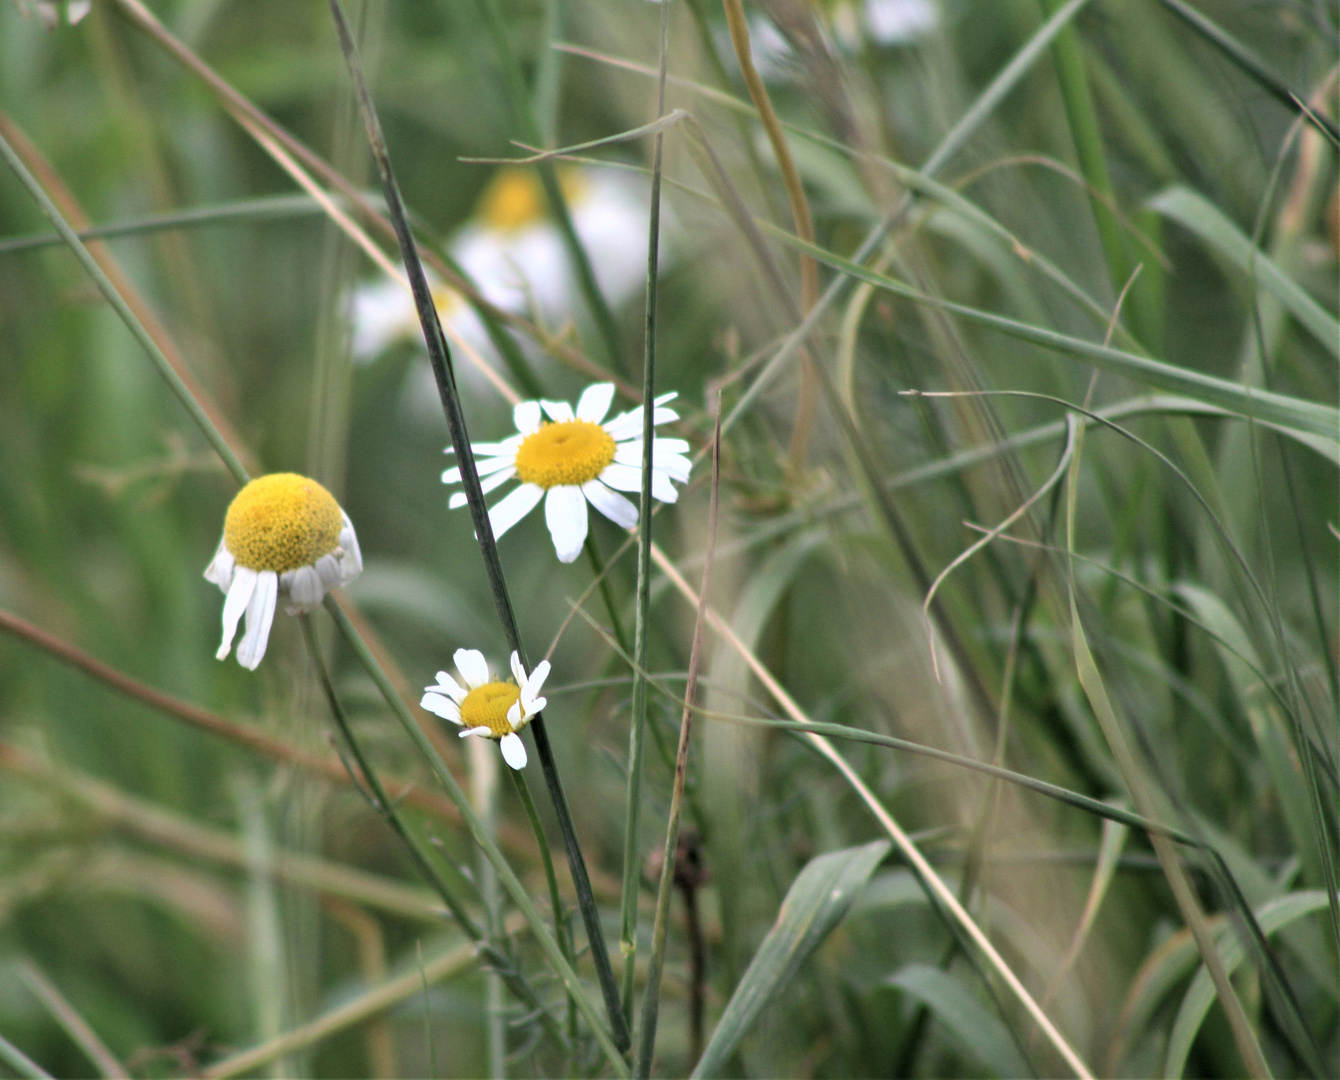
left=0, top=0, right=1335, bottom=1077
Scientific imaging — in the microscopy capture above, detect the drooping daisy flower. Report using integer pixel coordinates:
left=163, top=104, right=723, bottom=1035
left=205, top=473, right=363, bottom=670
left=420, top=649, right=550, bottom=770
left=441, top=382, right=691, bottom=563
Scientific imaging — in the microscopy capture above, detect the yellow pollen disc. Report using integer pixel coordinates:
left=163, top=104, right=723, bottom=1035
left=478, top=168, right=545, bottom=231
left=224, top=473, right=343, bottom=573
left=514, top=420, right=617, bottom=489
left=477, top=166, right=586, bottom=232
left=430, top=285, right=462, bottom=318
left=460, top=681, right=522, bottom=738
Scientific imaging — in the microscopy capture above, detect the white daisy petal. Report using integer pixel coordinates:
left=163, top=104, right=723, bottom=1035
left=236, top=570, right=279, bottom=671
left=204, top=540, right=235, bottom=591
left=540, top=399, right=575, bottom=423
left=654, top=391, right=678, bottom=406
left=653, top=454, right=693, bottom=483
left=575, top=382, right=615, bottom=424
left=650, top=470, right=679, bottom=504
left=287, top=565, right=323, bottom=612
left=454, top=648, right=491, bottom=689
left=421, top=691, right=463, bottom=724
left=461, top=725, right=493, bottom=739
left=597, top=462, right=645, bottom=493
left=582, top=479, right=639, bottom=529
left=526, top=659, right=551, bottom=698
left=448, top=467, right=516, bottom=509
left=514, top=400, right=543, bottom=434
left=431, top=670, right=468, bottom=703
left=217, top=565, right=258, bottom=660
left=314, top=553, right=343, bottom=589
left=488, top=482, right=545, bottom=539
left=338, top=513, right=363, bottom=577
left=499, top=732, right=528, bottom=770
left=509, top=651, right=526, bottom=686
left=544, top=484, right=589, bottom=563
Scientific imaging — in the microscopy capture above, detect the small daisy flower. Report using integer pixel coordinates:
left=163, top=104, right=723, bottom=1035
left=441, top=382, right=691, bottom=563
left=205, top=473, right=363, bottom=670
left=420, top=649, right=550, bottom=770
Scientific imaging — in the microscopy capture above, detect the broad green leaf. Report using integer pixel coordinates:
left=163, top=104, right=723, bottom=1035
left=1149, top=186, right=1339, bottom=359
left=887, top=963, right=1030, bottom=1078
left=1163, top=891, right=1334, bottom=1078
left=691, top=839, right=890, bottom=1078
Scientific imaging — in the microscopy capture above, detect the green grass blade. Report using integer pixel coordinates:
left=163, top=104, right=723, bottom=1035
left=690, top=840, right=891, bottom=1078
left=1150, top=186, right=1339, bottom=359
left=772, top=230, right=1338, bottom=440
left=887, top=963, right=1032, bottom=1078
left=1163, top=892, right=1334, bottom=1079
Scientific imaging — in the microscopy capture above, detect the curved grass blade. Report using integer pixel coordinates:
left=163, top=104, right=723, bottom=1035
left=887, top=963, right=1031, bottom=1078
left=0, top=193, right=323, bottom=256
left=1150, top=186, right=1339, bottom=359
left=1163, top=892, right=1335, bottom=1079
left=690, top=840, right=891, bottom=1078
left=0, top=1031, right=51, bottom=1080
left=772, top=228, right=1339, bottom=441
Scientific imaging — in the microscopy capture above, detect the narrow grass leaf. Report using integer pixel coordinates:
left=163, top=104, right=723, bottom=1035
left=690, top=840, right=891, bottom=1078
left=1150, top=186, right=1339, bottom=359
left=1163, top=891, right=1334, bottom=1079
left=887, top=963, right=1031, bottom=1078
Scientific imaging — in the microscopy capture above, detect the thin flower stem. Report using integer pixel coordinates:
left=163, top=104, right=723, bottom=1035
left=635, top=407, right=721, bottom=1079
left=471, top=0, right=623, bottom=369
left=324, top=596, right=621, bottom=1073
left=0, top=127, right=249, bottom=487
left=621, top=0, right=671, bottom=1032
left=326, top=2, right=630, bottom=1053
left=584, top=534, right=630, bottom=655
left=510, top=768, right=578, bottom=1040
left=0, top=1031, right=50, bottom=1080
left=300, top=616, right=483, bottom=940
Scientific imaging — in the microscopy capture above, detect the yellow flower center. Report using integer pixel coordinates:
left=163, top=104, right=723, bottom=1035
left=460, top=681, right=522, bottom=737
left=224, top=473, right=344, bottom=573
left=476, top=166, right=587, bottom=232
left=514, top=420, right=617, bottom=489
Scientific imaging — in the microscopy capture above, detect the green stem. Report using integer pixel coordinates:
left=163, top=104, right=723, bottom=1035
left=635, top=410, right=721, bottom=1078
left=0, top=128, right=249, bottom=486
left=472, top=0, right=623, bottom=369
left=329, top=0, right=631, bottom=1052
left=511, top=768, right=578, bottom=1041
left=324, top=596, right=618, bottom=1071
left=585, top=535, right=630, bottom=655
left=621, top=0, right=671, bottom=1030
left=300, top=617, right=482, bottom=940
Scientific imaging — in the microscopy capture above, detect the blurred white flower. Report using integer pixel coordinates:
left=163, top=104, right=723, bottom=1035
left=348, top=164, right=654, bottom=368
left=420, top=649, right=550, bottom=770
left=833, top=0, right=939, bottom=49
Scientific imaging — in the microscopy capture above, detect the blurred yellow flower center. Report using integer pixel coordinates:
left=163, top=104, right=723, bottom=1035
left=460, top=681, right=521, bottom=737
left=430, top=284, right=463, bottom=318
left=515, top=420, right=616, bottom=489
left=477, top=166, right=587, bottom=232
left=224, top=473, right=343, bottom=573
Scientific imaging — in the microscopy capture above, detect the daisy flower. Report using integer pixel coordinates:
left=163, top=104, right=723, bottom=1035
left=420, top=649, right=550, bottom=770
left=441, top=382, right=691, bottom=563
left=348, top=165, right=657, bottom=366
left=205, top=473, right=363, bottom=670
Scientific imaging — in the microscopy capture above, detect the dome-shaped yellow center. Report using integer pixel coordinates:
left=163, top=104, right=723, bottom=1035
left=514, top=420, right=617, bottom=489
left=224, top=473, right=344, bottom=573
left=476, top=166, right=587, bottom=232
left=460, top=681, right=522, bottom=738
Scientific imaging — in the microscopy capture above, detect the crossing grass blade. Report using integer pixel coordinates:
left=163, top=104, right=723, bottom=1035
left=690, top=840, right=891, bottom=1078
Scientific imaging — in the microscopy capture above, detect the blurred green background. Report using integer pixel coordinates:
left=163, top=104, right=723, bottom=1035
left=0, top=0, right=1336, bottom=1077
